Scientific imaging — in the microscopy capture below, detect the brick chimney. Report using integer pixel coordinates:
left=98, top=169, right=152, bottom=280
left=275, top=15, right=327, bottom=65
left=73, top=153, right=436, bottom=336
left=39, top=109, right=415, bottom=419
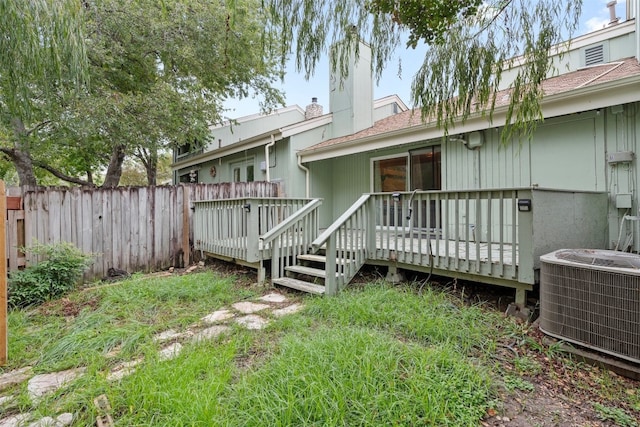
left=305, top=97, right=323, bottom=119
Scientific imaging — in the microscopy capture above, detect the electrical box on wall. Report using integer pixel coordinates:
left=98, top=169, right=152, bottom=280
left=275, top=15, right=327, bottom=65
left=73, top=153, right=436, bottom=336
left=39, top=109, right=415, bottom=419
left=607, top=151, right=634, bottom=164
left=466, top=131, right=484, bottom=148
left=616, top=193, right=633, bottom=209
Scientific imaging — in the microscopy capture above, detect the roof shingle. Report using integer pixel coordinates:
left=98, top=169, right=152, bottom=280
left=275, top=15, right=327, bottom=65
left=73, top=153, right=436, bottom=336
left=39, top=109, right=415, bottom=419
left=303, top=57, right=640, bottom=153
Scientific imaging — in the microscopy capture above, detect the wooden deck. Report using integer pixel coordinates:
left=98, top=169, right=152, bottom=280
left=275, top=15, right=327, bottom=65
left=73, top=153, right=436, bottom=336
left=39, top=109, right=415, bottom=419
left=194, top=188, right=609, bottom=303
left=201, top=229, right=517, bottom=274
left=376, top=233, right=517, bottom=265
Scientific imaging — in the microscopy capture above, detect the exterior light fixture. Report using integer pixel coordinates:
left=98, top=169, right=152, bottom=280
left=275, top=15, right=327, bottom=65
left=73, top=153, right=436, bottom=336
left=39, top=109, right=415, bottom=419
left=517, top=199, right=532, bottom=212
left=243, top=203, right=251, bottom=213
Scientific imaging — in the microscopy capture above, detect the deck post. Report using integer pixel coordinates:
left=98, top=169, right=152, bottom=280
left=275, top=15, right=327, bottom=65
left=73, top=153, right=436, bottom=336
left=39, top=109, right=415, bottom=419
left=257, top=261, right=267, bottom=285
left=516, top=189, right=535, bottom=285
left=515, top=287, right=527, bottom=307
left=325, top=236, right=337, bottom=296
left=246, top=199, right=260, bottom=262
left=385, top=264, right=404, bottom=283
left=366, top=196, right=376, bottom=258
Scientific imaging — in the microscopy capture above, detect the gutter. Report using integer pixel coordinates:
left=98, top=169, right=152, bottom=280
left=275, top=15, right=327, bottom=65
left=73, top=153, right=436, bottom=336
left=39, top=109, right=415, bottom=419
left=297, top=153, right=310, bottom=198
left=265, top=134, right=276, bottom=182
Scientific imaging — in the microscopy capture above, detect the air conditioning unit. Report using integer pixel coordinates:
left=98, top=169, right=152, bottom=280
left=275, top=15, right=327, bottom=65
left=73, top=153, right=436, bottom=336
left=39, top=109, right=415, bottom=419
left=539, top=249, right=640, bottom=364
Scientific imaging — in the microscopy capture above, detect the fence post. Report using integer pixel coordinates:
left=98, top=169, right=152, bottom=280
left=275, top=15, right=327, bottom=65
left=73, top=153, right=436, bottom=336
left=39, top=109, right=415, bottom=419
left=0, top=181, right=7, bottom=365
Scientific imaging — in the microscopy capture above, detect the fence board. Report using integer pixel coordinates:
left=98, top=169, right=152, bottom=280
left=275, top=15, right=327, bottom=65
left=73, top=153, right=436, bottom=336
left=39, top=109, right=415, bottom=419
left=129, top=188, right=140, bottom=271
left=11, top=183, right=279, bottom=281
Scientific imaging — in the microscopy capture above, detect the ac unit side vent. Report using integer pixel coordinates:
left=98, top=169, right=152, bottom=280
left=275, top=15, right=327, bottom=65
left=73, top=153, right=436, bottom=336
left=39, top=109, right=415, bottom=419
left=540, top=253, right=640, bottom=364
left=584, top=44, right=605, bottom=66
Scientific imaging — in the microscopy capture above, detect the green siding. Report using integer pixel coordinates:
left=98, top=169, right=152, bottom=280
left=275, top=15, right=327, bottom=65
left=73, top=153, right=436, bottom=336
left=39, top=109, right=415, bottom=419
left=330, top=154, right=370, bottom=220
left=530, top=114, right=605, bottom=191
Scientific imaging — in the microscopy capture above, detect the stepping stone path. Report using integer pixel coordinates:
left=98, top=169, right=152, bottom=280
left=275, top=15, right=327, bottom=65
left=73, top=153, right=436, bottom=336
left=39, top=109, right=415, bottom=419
left=193, top=325, right=230, bottom=343
left=27, top=368, right=86, bottom=402
left=235, top=315, right=269, bottom=330
left=231, top=301, right=270, bottom=314
left=0, top=291, right=302, bottom=427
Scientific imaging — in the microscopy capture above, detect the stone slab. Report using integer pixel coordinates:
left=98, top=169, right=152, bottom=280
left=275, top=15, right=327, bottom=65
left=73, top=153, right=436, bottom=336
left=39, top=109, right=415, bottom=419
left=158, top=343, right=182, bottom=361
left=235, top=315, right=269, bottom=330
left=0, top=395, right=15, bottom=406
left=106, top=359, right=143, bottom=382
left=201, top=309, right=234, bottom=324
left=272, top=303, right=304, bottom=317
left=193, top=325, right=229, bottom=342
left=153, top=329, right=190, bottom=343
left=231, top=302, right=269, bottom=314
left=259, top=293, right=288, bottom=303
left=0, top=414, right=30, bottom=427
left=27, top=368, right=85, bottom=401
left=0, top=367, right=32, bottom=392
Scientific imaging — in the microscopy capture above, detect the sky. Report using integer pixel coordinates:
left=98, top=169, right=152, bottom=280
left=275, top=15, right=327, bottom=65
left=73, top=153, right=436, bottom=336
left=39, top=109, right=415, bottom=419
left=223, top=1, right=630, bottom=119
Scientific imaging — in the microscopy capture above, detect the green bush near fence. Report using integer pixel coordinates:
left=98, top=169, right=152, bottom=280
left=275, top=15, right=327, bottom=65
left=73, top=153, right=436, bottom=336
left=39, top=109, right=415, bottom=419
left=7, top=242, right=94, bottom=308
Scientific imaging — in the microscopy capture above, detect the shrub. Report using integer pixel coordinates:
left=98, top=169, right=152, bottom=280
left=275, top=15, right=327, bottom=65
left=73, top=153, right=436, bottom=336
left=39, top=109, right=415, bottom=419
left=8, top=242, right=94, bottom=308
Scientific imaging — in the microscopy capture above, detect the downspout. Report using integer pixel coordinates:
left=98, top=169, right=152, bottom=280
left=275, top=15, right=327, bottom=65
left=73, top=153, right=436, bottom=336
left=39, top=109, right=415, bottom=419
left=265, top=134, right=276, bottom=182
left=297, top=153, right=310, bottom=198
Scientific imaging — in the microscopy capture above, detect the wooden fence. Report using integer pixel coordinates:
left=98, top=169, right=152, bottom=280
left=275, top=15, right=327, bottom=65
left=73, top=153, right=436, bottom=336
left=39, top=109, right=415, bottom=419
left=6, top=182, right=281, bottom=281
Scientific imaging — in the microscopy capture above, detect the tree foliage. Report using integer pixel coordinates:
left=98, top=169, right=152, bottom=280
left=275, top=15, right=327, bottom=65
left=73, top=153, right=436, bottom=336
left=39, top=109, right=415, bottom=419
left=0, top=0, right=88, bottom=121
left=266, top=0, right=583, bottom=142
left=1, top=0, right=284, bottom=187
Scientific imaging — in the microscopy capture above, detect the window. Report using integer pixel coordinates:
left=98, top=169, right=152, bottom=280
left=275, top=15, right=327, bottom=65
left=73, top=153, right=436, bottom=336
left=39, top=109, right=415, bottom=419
left=410, top=146, right=441, bottom=191
left=176, top=139, right=203, bottom=158
left=372, top=156, right=408, bottom=192
left=230, top=157, right=255, bottom=182
left=371, top=145, right=440, bottom=192
left=179, top=169, right=198, bottom=183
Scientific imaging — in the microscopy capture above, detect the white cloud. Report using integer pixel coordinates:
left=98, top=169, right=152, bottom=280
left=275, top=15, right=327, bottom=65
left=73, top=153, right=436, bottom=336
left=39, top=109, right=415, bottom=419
left=584, top=16, right=611, bottom=32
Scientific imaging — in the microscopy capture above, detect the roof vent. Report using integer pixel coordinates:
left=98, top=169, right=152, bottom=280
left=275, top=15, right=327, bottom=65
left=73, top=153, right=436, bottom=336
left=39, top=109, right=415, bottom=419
left=584, top=44, right=605, bottom=66
left=305, top=97, right=323, bottom=120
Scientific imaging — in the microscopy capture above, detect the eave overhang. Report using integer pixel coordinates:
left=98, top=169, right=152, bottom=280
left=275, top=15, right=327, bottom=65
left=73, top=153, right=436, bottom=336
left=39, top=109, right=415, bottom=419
left=299, top=74, right=640, bottom=163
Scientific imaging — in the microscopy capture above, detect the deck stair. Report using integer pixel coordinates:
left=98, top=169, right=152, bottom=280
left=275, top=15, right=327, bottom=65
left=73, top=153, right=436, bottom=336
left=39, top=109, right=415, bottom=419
left=271, top=277, right=326, bottom=295
left=263, top=194, right=370, bottom=296
left=272, top=251, right=355, bottom=294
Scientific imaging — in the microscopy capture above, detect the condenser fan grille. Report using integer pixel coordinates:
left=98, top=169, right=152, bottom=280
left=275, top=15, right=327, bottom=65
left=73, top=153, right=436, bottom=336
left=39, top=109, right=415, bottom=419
left=540, top=250, right=640, bottom=364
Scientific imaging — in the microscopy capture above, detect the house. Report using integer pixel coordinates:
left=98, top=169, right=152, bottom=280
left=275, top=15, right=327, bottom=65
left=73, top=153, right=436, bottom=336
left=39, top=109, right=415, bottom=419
left=181, top=5, right=640, bottom=307
left=172, top=43, right=408, bottom=199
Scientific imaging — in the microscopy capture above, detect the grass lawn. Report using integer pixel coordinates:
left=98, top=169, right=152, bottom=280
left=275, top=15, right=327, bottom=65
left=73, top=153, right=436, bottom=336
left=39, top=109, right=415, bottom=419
left=2, top=269, right=639, bottom=426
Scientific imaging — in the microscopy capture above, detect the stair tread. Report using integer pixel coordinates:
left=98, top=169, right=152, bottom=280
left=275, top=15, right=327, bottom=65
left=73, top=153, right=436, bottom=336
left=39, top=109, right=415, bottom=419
left=273, top=277, right=325, bottom=295
left=285, top=265, right=328, bottom=278
left=297, top=254, right=354, bottom=264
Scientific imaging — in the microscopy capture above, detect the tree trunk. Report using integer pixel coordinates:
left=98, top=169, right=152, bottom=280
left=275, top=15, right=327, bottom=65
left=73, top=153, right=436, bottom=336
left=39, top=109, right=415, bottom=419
left=145, top=147, right=158, bottom=186
left=10, top=118, right=38, bottom=188
left=101, top=144, right=126, bottom=188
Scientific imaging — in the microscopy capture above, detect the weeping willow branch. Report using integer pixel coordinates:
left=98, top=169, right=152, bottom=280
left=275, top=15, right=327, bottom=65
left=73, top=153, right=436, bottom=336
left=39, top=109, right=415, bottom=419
left=264, top=0, right=582, bottom=143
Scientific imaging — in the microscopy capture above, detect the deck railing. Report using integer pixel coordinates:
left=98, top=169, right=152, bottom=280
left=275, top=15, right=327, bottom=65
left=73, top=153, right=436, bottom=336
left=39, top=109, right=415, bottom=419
left=260, top=199, right=322, bottom=281
left=312, top=194, right=371, bottom=295
left=369, top=189, right=534, bottom=282
left=193, top=197, right=314, bottom=263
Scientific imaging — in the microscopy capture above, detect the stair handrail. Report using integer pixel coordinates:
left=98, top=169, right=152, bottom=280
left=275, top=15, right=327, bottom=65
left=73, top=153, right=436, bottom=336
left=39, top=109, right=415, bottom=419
left=311, top=194, right=370, bottom=251
left=260, top=198, right=323, bottom=245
